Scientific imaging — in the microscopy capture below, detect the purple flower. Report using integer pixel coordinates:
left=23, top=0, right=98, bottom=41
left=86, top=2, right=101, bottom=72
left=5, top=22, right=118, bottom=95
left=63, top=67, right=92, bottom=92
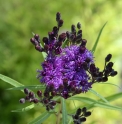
left=37, top=44, right=94, bottom=95
left=29, top=12, right=117, bottom=99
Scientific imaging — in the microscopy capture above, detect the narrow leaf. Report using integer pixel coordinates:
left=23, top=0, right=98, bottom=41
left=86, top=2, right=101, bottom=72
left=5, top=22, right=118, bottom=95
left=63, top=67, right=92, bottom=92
left=28, top=112, right=51, bottom=124
left=68, top=96, right=97, bottom=104
left=0, top=74, right=23, bottom=87
left=69, top=96, right=122, bottom=111
left=62, top=98, right=67, bottom=124
left=105, top=92, right=122, bottom=102
left=89, top=89, right=109, bottom=103
left=91, top=22, right=107, bottom=53
left=12, top=104, right=35, bottom=112
left=7, top=85, right=45, bottom=90
left=87, top=92, right=122, bottom=110
left=99, top=82, right=121, bottom=89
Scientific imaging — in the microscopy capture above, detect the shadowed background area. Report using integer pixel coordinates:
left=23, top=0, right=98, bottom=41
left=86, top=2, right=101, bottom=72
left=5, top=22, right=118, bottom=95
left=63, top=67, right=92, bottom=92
left=0, top=0, right=122, bottom=124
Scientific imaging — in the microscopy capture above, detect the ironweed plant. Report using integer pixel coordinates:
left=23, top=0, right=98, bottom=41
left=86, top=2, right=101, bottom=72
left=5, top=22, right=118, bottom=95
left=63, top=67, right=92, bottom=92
left=0, top=12, right=122, bottom=124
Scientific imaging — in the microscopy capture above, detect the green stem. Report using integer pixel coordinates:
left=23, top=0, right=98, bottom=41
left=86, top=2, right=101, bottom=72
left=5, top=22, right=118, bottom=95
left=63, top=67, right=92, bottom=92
left=56, top=101, right=62, bottom=124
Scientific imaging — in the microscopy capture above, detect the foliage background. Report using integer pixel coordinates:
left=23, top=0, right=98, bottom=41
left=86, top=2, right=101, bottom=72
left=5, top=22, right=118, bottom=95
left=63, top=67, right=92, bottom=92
left=0, top=0, right=122, bottom=124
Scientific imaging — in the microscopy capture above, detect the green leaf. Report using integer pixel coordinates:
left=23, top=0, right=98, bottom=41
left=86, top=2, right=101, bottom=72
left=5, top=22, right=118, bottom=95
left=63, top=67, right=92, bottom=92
left=89, top=89, right=109, bottom=103
left=7, top=85, right=46, bottom=90
left=68, top=116, right=73, bottom=124
left=99, top=82, right=121, bottom=89
left=28, top=111, right=51, bottom=124
left=62, top=40, right=68, bottom=48
left=68, top=96, right=122, bottom=111
left=40, top=43, right=47, bottom=59
left=0, top=74, right=24, bottom=87
left=91, top=22, right=107, bottom=53
left=68, top=96, right=97, bottom=104
left=62, top=98, right=67, bottom=124
left=41, top=52, right=47, bottom=59
left=12, top=104, right=35, bottom=112
left=105, top=92, right=122, bottom=102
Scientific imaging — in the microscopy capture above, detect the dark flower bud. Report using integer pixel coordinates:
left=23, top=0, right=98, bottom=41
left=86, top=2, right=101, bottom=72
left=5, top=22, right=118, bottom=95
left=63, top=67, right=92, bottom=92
left=24, top=88, right=29, bottom=95
left=48, top=32, right=55, bottom=40
left=30, top=38, right=38, bottom=45
left=62, top=91, right=69, bottom=99
left=56, top=12, right=61, bottom=21
left=106, top=62, right=113, bottom=68
left=29, top=92, right=35, bottom=98
left=81, top=39, right=87, bottom=46
left=84, top=111, right=91, bottom=117
left=90, top=64, right=96, bottom=72
left=82, top=62, right=88, bottom=70
left=85, top=58, right=91, bottom=63
left=34, top=34, right=40, bottom=41
left=33, top=98, right=39, bottom=103
left=58, top=33, right=66, bottom=42
left=25, top=96, right=30, bottom=101
left=30, top=38, right=35, bottom=44
left=74, top=115, right=79, bottom=119
left=66, top=31, right=70, bottom=39
left=76, top=108, right=82, bottom=116
left=82, top=107, right=87, bottom=114
left=77, top=22, right=81, bottom=29
left=42, top=37, right=48, bottom=44
left=76, top=33, right=82, bottom=41
left=96, top=77, right=102, bottom=82
left=53, top=26, right=58, bottom=35
left=44, top=92, right=49, bottom=97
left=35, top=45, right=43, bottom=52
left=44, top=99, right=49, bottom=104
left=70, top=85, right=76, bottom=91
left=71, top=25, right=76, bottom=33
left=19, top=98, right=25, bottom=104
left=58, top=19, right=63, bottom=27
left=37, top=90, right=42, bottom=97
left=77, top=30, right=82, bottom=35
left=80, top=46, right=86, bottom=53
left=51, top=91, right=56, bottom=96
left=105, top=54, right=112, bottom=62
left=102, top=76, right=108, bottom=82
left=80, top=117, right=86, bottom=122
left=98, top=72, right=103, bottom=77
left=110, top=71, right=117, bottom=76
left=75, top=88, right=82, bottom=94
left=59, top=84, right=64, bottom=91
left=50, top=101, right=56, bottom=106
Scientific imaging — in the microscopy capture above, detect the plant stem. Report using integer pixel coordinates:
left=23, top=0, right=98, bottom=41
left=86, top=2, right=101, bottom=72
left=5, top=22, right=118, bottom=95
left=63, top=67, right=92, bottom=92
left=56, top=100, right=62, bottom=124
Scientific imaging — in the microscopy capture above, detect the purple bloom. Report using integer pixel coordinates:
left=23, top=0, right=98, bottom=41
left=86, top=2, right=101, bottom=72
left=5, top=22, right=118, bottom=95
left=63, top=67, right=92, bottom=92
left=38, top=44, right=94, bottom=94
left=29, top=12, right=117, bottom=99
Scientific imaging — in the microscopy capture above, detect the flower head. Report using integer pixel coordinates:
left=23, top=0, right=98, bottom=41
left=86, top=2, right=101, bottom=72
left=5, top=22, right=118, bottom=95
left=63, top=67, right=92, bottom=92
left=30, top=12, right=117, bottom=99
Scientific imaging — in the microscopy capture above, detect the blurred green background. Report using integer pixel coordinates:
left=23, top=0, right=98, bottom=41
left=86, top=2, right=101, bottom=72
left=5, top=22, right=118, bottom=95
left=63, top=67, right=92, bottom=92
left=0, top=0, right=122, bottom=124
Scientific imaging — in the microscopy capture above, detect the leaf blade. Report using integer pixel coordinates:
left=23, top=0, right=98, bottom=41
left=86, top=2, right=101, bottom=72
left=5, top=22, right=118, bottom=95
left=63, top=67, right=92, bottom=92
left=91, top=22, right=107, bottom=53
left=12, top=104, right=35, bottom=112
left=28, top=112, right=51, bottom=124
left=7, top=85, right=46, bottom=90
left=89, top=89, right=109, bottom=103
left=68, top=96, right=122, bottom=111
left=0, top=74, right=23, bottom=87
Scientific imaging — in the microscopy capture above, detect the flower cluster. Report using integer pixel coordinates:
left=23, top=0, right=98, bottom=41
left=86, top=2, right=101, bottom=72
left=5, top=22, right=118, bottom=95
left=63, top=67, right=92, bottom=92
left=30, top=12, right=117, bottom=98
left=72, top=107, right=91, bottom=124
left=19, top=88, right=57, bottom=111
left=20, top=12, right=117, bottom=112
